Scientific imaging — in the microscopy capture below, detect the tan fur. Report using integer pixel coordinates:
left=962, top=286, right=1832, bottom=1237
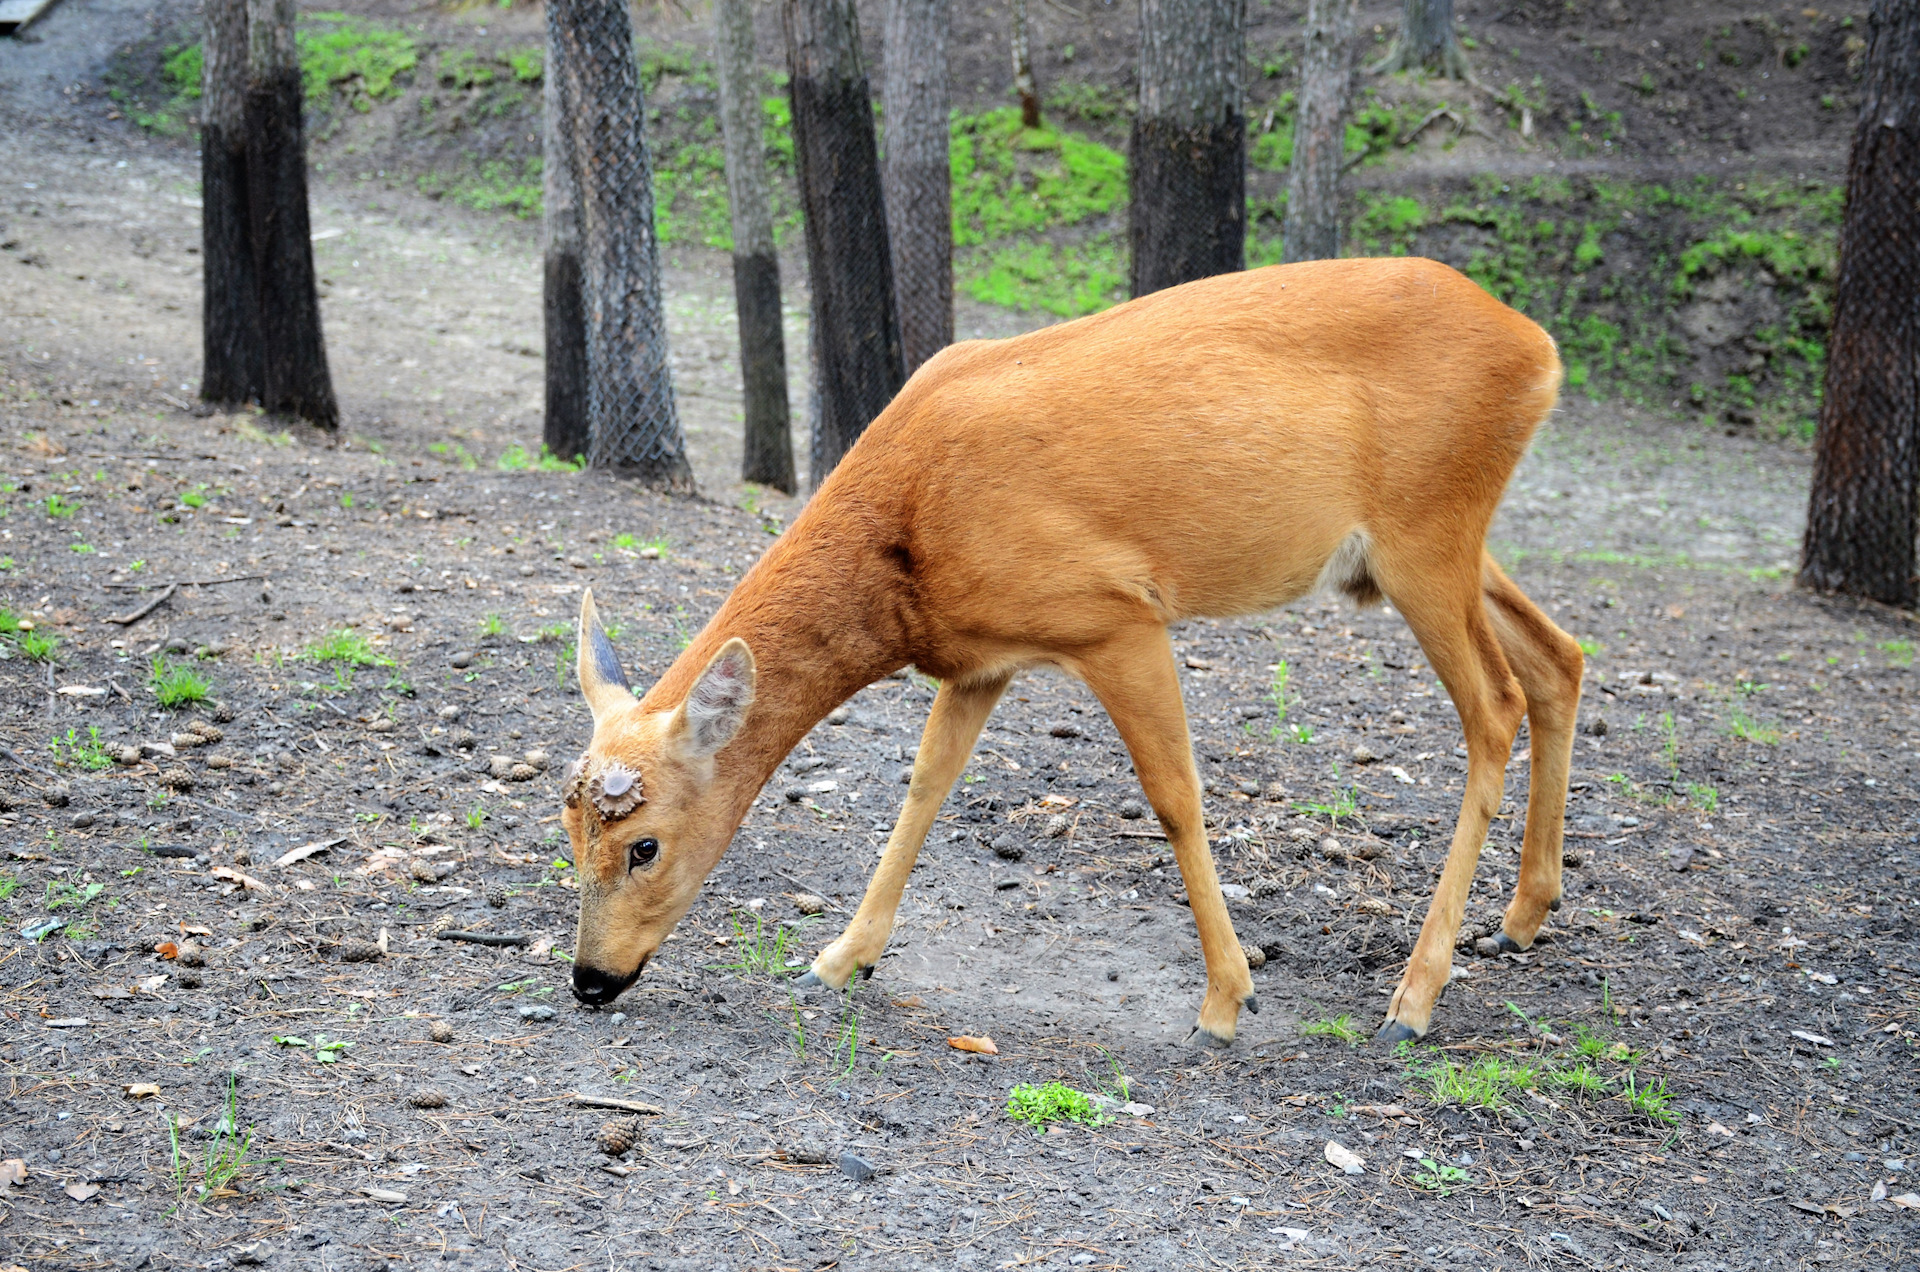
left=566, top=257, right=1583, bottom=1044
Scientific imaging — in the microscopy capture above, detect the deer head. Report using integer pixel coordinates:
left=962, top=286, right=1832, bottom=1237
left=564, top=590, right=755, bottom=1005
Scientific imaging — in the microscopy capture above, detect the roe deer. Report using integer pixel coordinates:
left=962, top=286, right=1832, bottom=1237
left=563, top=256, right=1583, bottom=1045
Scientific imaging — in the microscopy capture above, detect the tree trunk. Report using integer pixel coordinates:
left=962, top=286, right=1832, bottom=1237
left=1011, top=0, right=1041, bottom=130
left=244, top=0, right=338, bottom=428
left=200, top=0, right=261, bottom=408
left=1129, top=0, right=1247, bottom=298
left=1800, top=0, right=1920, bottom=608
left=542, top=11, right=589, bottom=468
left=549, top=0, right=692, bottom=489
left=1376, top=0, right=1470, bottom=79
left=784, top=0, right=904, bottom=488
left=716, top=0, right=795, bottom=493
left=1284, top=0, right=1357, bottom=263
left=882, top=0, right=953, bottom=377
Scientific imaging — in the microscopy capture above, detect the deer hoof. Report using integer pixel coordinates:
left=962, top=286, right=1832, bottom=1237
left=1490, top=931, right=1526, bottom=954
left=1375, top=1019, right=1421, bottom=1046
left=1185, top=1024, right=1233, bottom=1050
left=793, top=970, right=826, bottom=989
left=1244, top=994, right=1259, bottom=1016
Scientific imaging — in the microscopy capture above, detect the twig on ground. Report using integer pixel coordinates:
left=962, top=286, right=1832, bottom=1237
left=106, top=582, right=178, bottom=627
left=102, top=574, right=264, bottom=591
left=434, top=930, right=530, bottom=947
left=570, top=1093, right=664, bottom=1115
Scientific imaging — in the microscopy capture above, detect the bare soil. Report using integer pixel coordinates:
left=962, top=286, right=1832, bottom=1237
left=2, top=1, right=1918, bottom=1271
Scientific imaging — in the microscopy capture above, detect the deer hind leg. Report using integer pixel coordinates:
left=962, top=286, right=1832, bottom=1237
left=1376, top=559, right=1528, bottom=1044
left=1480, top=554, right=1585, bottom=953
left=799, top=671, right=1011, bottom=990
left=1076, top=625, right=1255, bottom=1048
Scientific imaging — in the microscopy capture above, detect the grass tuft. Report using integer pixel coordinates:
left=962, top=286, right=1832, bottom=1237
left=149, top=656, right=211, bottom=708
left=307, top=630, right=395, bottom=667
left=1006, top=1081, right=1111, bottom=1132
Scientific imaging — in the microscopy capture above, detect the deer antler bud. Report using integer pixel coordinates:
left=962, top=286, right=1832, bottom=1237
left=588, top=760, right=644, bottom=820
left=562, top=756, right=588, bottom=809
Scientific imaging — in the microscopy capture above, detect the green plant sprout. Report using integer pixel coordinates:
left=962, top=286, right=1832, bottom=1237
left=717, top=910, right=809, bottom=976
left=148, top=655, right=211, bottom=708
left=1410, top=1156, right=1473, bottom=1195
left=50, top=726, right=114, bottom=771
left=1302, top=1013, right=1365, bottom=1046
left=1006, top=1081, right=1112, bottom=1132
left=307, top=629, right=395, bottom=667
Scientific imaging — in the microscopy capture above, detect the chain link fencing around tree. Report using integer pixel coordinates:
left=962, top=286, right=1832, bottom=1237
left=547, top=0, right=692, bottom=489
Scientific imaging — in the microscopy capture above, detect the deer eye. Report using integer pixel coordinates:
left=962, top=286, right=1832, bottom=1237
left=629, top=839, right=659, bottom=871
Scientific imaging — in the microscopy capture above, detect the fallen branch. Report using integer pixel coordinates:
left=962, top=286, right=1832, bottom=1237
left=1, top=747, right=52, bottom=777
left=434, top=930, right=529, bottom=947
left=1398, top=106, right=1464, bottom=146
left=101, top=574, right=264, bottom=592
left=106, top=583, right=177, bottom=627
left=570, top=1093, right=664, bottom=1115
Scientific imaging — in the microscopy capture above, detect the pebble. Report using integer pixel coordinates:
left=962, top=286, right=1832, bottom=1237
left=68, top=812, right=95, bottom=830
left=608, top=1012, right=627, bottom=1027
left=115, top=746, right=141, bottom=766
left=1351, top=744, right=1378, bottom=764
left=895, top=766, right=914, bottom=784
left=522, top=749, right=549, bottom=771
left=488, top=755, right=516, bottom=779
left=518, top=1004, right=556, bottom=1021
left=437, top=704, right=463, bottom=721
left=1475, top=936, right=1504, bottom=958
left=174, top=941, right=206, bottom=968
left=793, top=893, right=826, bottom=916
left=162, top=637, right=189, bottom=654
left=450, top=651, right=474, bottom=669
left=826, top=706, right=851, bottom=725
left=1117, top=798, right=1147, bottom=820
left=838, top=1151, right=876, bottom=1183
left=45, top=783, right=71, bottom=808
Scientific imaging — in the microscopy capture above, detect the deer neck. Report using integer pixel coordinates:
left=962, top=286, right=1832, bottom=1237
left=638, top=505, right=907, bottom=817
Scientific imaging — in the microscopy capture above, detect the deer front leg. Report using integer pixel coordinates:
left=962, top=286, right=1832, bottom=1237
left=1077, top=626, right=1255, bottom=1048
left=799, top=672, right=1011, bottom=990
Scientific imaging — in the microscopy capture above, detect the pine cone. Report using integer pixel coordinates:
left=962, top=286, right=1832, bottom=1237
left=188, top=720, right=225, bottom=743
left=428, top=1020, right=455, bottom=1043
left=596, top=1117, right=638, bottom=1156
left=430, top=913, right=457, bottom=936
left=338, top=940, right=383, bottom=964
left=210, top=702, right=237, bottom=724
left=407, top=1088, right=448, bottom=1109
left=159, top=767, right=194, bottom=792
left=485, top=884, right=509, bottom=909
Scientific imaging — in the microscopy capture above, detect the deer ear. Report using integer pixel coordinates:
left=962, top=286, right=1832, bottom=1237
left=670, top=638, right=756, bottom=759
left=577, top=590, right=636, bottom=724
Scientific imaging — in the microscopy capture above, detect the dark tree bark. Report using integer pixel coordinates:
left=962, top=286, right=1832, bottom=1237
left=1130, top=0, right=1247, bottom=298
left=1284, top=0, right=1357, bottom=263
left=1374, top=0, right=1471, bottom=80
left=244, top=0, right=337, bottom=428
left=542, top=10, right=589, bottom=466
left=549, top=0, right=692, bottom=488
left=1800, top=0, right=1920, bottom=608
left=882, top=0, right=953, bottom=377
left=716, top=0, right=795, bottom=492
left=1011, top=0, right=1041, bottom=130
left=200, top=0, right=261, bottom=408
left=784, top=0, right=904, bottom=487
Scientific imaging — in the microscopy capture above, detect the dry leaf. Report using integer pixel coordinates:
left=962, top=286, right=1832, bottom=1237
left=361, top=1187, right=409, bottom=1204
left=2, top=1159, right=26, bottom=1186
left=891, top=996, right=927, bottom=1008
left=178, top=924, right=213, bottom=937
left=1344, top=1104, right=1409, bottom=1119
left=90, top=986, right=133, bottom=1000
left=1892, top=1193, right=1920, bottom=1210
left=210, top=865, right=269, bottom=892
left=273, top=837, right=345, bottom=868
left=1323, top=1140, right=1365, bottom=1174
left=126, top=1083, right=161, bottom=1099
left=64, top=1181, right=100, bottom=1202
left=946, top=1035, right=998, bottom=1055
left=156, top=941, right=179, bottom=960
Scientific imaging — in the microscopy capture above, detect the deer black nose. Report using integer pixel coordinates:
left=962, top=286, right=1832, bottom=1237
left=571, top=962, right=640, bottom=1005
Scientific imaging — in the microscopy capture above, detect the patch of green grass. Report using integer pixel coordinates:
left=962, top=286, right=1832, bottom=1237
left=0, top=873, right=18, bottom=902
left=1684, top=781, right=1719, bottom=813
left=307, top=630, right=395, bottom=668
left=1578, top=637, right=1603, bottom=657
left=496, top=442, right=585, bottom=472
left=716, top=911, right=809, bottom=977
left=1294, top=785, right=1359, bottom=822
left=950, top=108, right=1126, bottom=247
left=50, top=726, right=114, bottom=772
left=1728, top=703, right=1781, bottom=745
left=1539, top=1060, right=1608, bottom=1096
left=1006, top=1081, right=1111, bottom=1132
left=1620, top=1071, right=1679, bottom=1125
left=465, top=804, right=487, bottom=831
left=1880, top=639, right=1915, bottom=668
left=1302, top=1013, right=1365, bottom=1046
left=148, top=656, right=211, bottom=709
left=298, top=12, right=418, bottom=110
left=1410, top=1156, right=1473, bottom=1195
left=1407, top=1049, right=1540, bottom=1109
left=959, top=238, right=1126, bottom=317
left=46, top=493, right=80, bottom=518
left=46, top=879, right=106, bottom=911
left=479, top=614, right=506, bottom=638
left=419, top=156, right=543, bottom=219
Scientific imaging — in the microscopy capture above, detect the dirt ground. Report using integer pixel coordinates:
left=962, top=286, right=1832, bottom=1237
left=2, top=1, right=1920, bottom=1270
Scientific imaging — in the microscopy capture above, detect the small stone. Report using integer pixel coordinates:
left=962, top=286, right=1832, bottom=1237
left=1048, top=721, right=1083, bottom=739
left=1321, top=836, right=1342, bottom=857
left=1668, top=845, right=1695, bottom=872
left=1350, top=744, right=1378, bottom=765
left=1117, top=798, right=1147, bottom=820
left=366, top=717, right=395, bottom=734
left=838, top=1151, right=876, bottom=1183
left=45, top=783, right=71, bottom=808
left=597, top=1118, right=638, bottom=1156
left=989, top=834, right=1024, bottom=862
left=488, top=755, right=515, bottom=779
left=406, top=1088, right=448, bottom=1109
left=337, top=940, right=383, bottom=964
left=518, top=1004, right=556, bottom=1021
left=174, top=940, right=207, bottom=968
left=1106, top=968, right=1120, bottom=982
left=609, top=1012, right=627, bottom=1027
left=450, top=651, right=474, bottom=670
left=158, top=768, right=194, bottom=792
left=793, top=893, right=826, bottom=916
left=176, top=970, right=202, bottom=989
left=116, top=746, right=141, bottom=766
left=895, top=766, right=914, bottom=784
left=826, top=706, right=851, bottom=725
left=437, top=704, right=463, bottom=721
left=485, top=884, right=509, bottom=909
left=68, top=812, right=95, bottom=830
left=1242, top=942, right=1267, bottom=970
left=163, top=637, right=190, bottom=655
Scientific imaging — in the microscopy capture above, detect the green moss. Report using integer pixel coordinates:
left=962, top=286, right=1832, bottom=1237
left=298, top=13, right=418, bottom=110
left=960, top=238, right=1126, bottom=317
left=163, top=42, right=203, bottom=100
left=950, top=108, right=1127, bottom=248
left=507, top=48, right=544, bottom=83
left=419, top=157, right=544, bottom=219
